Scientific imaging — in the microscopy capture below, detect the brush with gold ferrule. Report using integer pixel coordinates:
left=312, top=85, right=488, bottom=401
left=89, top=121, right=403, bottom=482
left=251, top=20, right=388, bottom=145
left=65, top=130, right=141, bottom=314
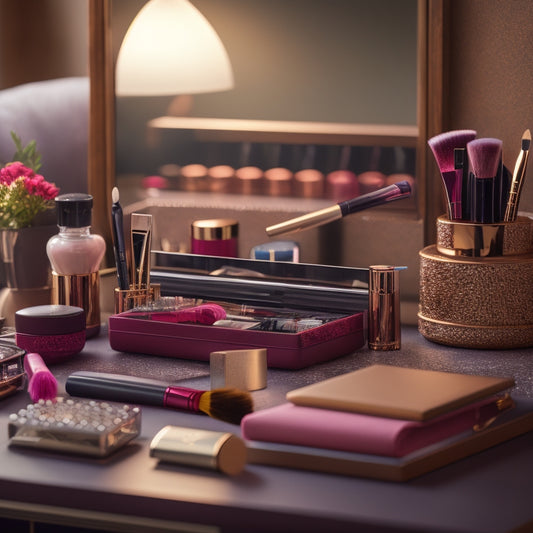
left=266, top=180, right=411, bottom=237
left=504, top=129, right=531, bottom=222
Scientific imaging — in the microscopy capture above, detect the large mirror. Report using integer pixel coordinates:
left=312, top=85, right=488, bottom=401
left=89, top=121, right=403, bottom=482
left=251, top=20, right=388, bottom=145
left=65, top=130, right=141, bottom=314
left=89, top=0, right=444, bottom=270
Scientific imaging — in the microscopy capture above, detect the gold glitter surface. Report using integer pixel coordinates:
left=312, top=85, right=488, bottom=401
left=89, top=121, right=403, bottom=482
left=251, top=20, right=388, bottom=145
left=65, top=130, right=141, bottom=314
left=418, top=245, right=533, bottom=349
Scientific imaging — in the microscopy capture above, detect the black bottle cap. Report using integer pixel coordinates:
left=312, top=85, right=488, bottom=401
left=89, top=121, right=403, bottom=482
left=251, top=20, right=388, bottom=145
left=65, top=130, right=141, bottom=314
left=55, top=193, right=93, bottom=227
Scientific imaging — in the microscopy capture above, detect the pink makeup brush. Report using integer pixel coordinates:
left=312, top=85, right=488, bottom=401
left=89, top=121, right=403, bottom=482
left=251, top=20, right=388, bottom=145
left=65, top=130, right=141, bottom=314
left=428, top=129, right=477, bottom=219
left=24, top=352, right=58, bottom=402
left=467, top=138, right=503, bottom=224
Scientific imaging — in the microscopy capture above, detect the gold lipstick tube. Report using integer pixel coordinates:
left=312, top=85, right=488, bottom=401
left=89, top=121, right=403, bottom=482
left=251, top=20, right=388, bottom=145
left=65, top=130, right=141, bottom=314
left=368, top=265, right=402, bottom=351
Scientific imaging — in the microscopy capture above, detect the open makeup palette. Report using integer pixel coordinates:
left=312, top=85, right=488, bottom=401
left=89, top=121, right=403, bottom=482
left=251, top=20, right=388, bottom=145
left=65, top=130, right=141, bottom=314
left=108, top=253, right=368, bottom=369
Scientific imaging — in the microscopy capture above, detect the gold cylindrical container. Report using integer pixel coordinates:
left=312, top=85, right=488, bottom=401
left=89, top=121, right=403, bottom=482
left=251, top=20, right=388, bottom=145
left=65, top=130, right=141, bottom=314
left=114, top=284, right=161, bottom=314
left=52, top=272, right=100, bottom=338
left=418, top=216, right=533, bottom=349
left=368, top=265, right=402, bottom=350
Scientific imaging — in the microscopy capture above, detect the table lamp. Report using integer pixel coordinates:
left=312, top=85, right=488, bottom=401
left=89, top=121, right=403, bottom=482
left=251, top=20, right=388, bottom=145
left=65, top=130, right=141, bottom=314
left=115, top=0, right=234, bottom=96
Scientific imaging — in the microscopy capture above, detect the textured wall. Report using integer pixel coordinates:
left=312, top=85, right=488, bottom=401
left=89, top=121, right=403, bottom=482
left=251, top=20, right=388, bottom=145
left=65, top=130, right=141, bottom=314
left=446, top=0, right=533, bottom=212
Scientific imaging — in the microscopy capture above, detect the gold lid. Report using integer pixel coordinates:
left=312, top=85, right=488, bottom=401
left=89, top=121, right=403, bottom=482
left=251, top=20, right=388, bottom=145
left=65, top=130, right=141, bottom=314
left=191, top=219, right=239, bottom=240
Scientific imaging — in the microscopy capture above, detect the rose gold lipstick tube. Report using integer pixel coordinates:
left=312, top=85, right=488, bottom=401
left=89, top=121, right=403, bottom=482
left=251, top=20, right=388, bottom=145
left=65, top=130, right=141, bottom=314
left=368, top=265, right=403, bottom=350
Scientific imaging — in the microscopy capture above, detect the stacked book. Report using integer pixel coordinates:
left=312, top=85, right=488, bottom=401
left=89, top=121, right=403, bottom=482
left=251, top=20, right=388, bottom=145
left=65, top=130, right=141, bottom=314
left=241, top=364, right=533, bottom=481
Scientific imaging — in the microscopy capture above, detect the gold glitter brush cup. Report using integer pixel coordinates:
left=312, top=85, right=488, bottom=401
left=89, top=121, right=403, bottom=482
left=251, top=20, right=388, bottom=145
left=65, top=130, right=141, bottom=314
left=418, top=215, right=533, bottom=349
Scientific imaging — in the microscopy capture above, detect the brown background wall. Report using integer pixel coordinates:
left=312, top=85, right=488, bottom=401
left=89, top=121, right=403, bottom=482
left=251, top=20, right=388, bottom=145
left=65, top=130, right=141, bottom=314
left=445, top=0, right=533, bottom=212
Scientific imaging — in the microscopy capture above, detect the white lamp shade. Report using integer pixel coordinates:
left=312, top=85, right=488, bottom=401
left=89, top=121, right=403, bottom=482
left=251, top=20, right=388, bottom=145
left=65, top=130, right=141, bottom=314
left=116, top=0, right=234, bottom=96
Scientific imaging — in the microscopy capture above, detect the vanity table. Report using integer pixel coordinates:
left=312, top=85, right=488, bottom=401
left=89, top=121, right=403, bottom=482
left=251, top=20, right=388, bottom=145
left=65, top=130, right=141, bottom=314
left=0, top=325, right=532, bottom=533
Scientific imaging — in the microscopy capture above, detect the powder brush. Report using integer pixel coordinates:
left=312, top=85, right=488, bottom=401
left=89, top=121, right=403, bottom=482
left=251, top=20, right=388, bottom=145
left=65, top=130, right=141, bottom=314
left=467, top=137, right=503, bottom=223
left=66, top=371, right=253, bottom=425
left=428, top=129, right=477, bottom=219
left=24, top=352, right=58, bottom=403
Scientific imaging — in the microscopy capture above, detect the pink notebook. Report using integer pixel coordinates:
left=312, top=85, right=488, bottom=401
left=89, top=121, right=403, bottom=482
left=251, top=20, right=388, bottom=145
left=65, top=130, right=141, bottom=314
left=241, top=395, right=512, bottom=457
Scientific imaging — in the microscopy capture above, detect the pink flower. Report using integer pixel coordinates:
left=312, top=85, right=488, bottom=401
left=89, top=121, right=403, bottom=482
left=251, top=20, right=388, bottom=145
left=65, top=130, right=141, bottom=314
left=0, top=162, right=35, bottom=185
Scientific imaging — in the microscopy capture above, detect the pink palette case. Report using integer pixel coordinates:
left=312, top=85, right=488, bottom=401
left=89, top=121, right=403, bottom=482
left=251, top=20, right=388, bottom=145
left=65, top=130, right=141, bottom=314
left=108, top=253, right=368, bottom=369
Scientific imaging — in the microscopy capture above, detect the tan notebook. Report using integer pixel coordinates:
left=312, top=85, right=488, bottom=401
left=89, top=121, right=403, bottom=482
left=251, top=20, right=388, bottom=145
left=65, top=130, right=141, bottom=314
left=286, top=364, right=515, bottom=421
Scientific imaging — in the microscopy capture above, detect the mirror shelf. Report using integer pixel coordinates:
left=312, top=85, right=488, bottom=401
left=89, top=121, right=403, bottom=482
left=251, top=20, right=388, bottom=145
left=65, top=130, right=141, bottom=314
left=148, top=117, right=418, bottom=148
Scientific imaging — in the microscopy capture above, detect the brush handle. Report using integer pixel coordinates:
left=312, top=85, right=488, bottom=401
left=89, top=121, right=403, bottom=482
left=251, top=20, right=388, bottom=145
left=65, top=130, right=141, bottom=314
left=65, top=371, right=202, bottom=412
left=23, top=353, right=49, bottom=379
left=339, top=181, right=411, bottom=216
left=473, top=176, right=495, bottom=223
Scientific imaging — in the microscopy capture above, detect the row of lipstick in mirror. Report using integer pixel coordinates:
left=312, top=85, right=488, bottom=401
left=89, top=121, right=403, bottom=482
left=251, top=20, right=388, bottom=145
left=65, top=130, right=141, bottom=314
left=142, top=163, right=415, bottom=201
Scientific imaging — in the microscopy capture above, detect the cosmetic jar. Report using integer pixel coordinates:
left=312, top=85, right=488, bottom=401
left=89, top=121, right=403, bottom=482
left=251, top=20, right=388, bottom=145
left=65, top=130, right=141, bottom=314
left=264, top=167, right=293, bottom=197
left=234, top=166, right=264, bottom=195
left=191, top=219, right=239, bottom=257
left=294, top=169, right=325, bottom=198
left=418, top=215, right=533, bottom=348
left=357, top=171, right=386, bottom=194
left=207, top=165, right=235, bottom=193
left=179, top=164, right=209, bottom=192
left=250, top=241, right=300, bottom=262
left=326, top=170, right=359, bottom=201
left=150, top=425, right=247, bottom=475
left=0, top=341, right=25, bottom=400
left=15, top=305, right=86, bottom=364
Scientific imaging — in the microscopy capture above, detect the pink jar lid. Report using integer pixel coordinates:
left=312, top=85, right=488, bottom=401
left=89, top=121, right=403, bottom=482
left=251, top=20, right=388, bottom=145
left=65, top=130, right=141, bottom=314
left=15, top=305, right=86, bottom=335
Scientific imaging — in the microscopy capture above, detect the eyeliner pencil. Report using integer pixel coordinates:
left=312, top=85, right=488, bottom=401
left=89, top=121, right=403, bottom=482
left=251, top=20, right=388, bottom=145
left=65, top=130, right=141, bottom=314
left=111, top=187, right=130, bottom=290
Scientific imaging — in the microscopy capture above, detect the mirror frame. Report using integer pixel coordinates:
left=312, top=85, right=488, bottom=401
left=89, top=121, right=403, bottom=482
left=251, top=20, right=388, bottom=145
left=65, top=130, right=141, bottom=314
left=88, top=0, right=446, bottom=264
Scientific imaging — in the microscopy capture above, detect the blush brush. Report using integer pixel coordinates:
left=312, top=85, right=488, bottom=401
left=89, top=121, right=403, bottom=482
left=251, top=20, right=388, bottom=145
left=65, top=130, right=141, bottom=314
left=24, top=352, right=58, bottom=402
left=66, top=371, right=254, bottom=425
left=467, top=138, right=503, bottom=223
left=428, top=129, right=477, bottom=219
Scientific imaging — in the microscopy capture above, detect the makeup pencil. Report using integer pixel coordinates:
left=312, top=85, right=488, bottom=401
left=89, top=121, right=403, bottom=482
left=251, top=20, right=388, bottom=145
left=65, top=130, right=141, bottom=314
left=467, top=138, right=503, bottom=224
left=111, top=187, right=130, bottom=290
left=504, top=129, right=531, bottom=222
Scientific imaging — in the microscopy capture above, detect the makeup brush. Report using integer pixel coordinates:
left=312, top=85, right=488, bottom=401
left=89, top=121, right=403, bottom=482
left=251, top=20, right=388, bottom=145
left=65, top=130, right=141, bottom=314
left=504, top=129, right=531, bottom=222
left=24, top=353, right=58, bottom=403
left=467, top=138, right=503, bottom=224
left=266, top=180, right=411, bottom=237
left=428, top=129, right=477, bottom=220
left=65, top=371, right=254, bottom=425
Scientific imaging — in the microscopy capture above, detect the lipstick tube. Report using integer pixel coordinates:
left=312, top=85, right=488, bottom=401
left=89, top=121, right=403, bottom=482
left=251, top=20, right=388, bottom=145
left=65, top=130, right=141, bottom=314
left=368, top=265, right=403, bottom=351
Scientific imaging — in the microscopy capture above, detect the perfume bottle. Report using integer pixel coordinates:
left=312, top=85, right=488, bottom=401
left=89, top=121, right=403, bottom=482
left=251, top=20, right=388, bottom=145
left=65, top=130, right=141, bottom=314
left=46, top=193, right=106, bottom=338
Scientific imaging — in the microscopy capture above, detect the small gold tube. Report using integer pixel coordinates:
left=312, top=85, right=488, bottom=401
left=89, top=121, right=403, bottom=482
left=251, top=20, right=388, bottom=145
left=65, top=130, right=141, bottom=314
left=368, top=265, right=402, bottom=351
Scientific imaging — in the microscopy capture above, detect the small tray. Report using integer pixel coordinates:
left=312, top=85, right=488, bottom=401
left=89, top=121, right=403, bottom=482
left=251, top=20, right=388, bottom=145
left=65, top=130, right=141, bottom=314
left=109, top=253, right=368, bottom=369
left=108, top=310, right=366, bottom=369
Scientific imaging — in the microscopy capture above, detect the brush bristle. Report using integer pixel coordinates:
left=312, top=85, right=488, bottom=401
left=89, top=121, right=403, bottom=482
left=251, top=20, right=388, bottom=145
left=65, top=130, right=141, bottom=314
left=428, top=130, right=477, bottom=172
left=198, top=387, right=254, bottom=425
left=112, top=186, right=119, bottom=204
left=24, top=352, right=58, bottom=403
left=27, top=370, right=58, bottom=403
left=467, top=138, right=503, bottom=179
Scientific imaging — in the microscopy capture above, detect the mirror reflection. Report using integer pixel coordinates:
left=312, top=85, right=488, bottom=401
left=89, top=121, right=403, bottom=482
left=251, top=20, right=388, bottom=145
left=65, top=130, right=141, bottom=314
left=112, top=0, right=418, bottom=208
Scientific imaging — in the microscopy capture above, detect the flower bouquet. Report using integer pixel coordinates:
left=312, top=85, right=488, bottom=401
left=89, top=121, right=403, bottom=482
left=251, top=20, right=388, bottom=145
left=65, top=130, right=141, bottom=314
left=0, top=133, right=59, bottom=290
left=0, top=132, right=59, bottom=229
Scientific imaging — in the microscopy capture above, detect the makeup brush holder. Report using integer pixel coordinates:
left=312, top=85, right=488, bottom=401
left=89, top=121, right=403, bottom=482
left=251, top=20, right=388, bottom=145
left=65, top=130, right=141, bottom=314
left=418, top=215, right=533, bottom=349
